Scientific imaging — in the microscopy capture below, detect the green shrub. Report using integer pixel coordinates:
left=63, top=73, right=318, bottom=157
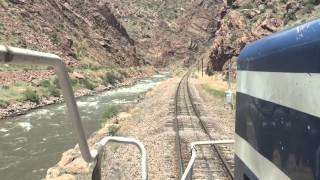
left=308, top=0, right=317, bottom=5
left=0, top=99, right=9, bottom=108
left=23, top=89, right=40, bottom=103
left=103, top=105, right=122, bottom=120
left=230, top=32, right=238, bottom=43
left=53, top=77, right=61, bottom=89
left=0, top=22, right=4, bottom=32
left=46, top=66, right=54, bottom=70
left=73, top=40, right=88, bottom=60
left=280, top=0, right=288, bottom=4
left=265, top=4, right=275, bottom=12
left=119, top=70, right=129, bottom=78
left=70, top=79, right=78, bottom=86
left=104, top=71, right=123, bottom=85
left=108, top=124, right=120, bottom=136
left=38, top=79, right=61, bottom=97
left=39, top=80, right=51, bottom=88
left=48, top=86, right=60, bottom=97
left=66, top=67, right=73, bottom=73
left=51, top=33, right=59, bottom=45
left=79, top=78, right=96, bottom=90
left=304, top=3, right=315, bottom=13
left=284, top=11, right=297, bottom=25
left=1, top=85, right=9, bottom=90
left=241, top=2, right=254, bottom=9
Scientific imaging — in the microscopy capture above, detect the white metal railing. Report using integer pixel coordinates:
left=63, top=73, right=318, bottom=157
left=181, top=140, right=235, bottom=180
left=95, top=136, right=148, bottom=180
left=0, top=46, right=148, bottom=180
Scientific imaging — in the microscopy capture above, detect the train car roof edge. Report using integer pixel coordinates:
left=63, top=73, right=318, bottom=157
left=238, top=18, right=320, bottom=64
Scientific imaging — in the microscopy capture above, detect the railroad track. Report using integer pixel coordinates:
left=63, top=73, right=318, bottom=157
left=174, top=71, right=234, bottom=180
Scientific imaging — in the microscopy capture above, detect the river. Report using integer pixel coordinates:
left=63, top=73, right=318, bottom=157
left=0, top=73, right=168, bottom=180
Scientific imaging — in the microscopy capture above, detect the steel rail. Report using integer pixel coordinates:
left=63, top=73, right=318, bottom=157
left=174, top=72, right=189, bottom=179
left=181, top=73, right=214, bottom=180
left=185, top=71, right=234, bottom=180
left=181, top=140, right=235, bottom=180
left=174, top=69, right=234, bottom=180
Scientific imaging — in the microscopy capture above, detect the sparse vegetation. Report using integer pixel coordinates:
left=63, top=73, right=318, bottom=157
left=72, top=39, right=88, bottom=60
left=308, top=0, right=318, bottom=5
left=304, top=3, right=315, bottom=14
left=53, top=77, right=60, bottom=89
left=51, top=32, right=60, bottom=45
left=104, top=71, right=124, bottom=85
left=102, top=105, right=123, bottom=120
left=119, top=69, right=129, bottom=78
left=39, top=80, right=51, bottom=88
left=0, top=99, right=9, bottom=108
left=79, top=78, right=96, bottom=90
left=0, top=0, right=7, bottom=6
left=241, top=2, right=255, bottom=10
left=202, top=84, right=225, bottom=99
left=284, top=11, right=297, bottom=25
left=48, top=86, right=60, bottom=97
left=108, top=124, right=120, bottom=136
left=23, top=89, right=40, bottom=103
left=39, top=79, right=60, bottom=97
left=0, top=22, right=4, bottom=33
left=2, top=85, right=9, bottom=90
left=230, top=32, right=238, bottom=44
left=0, top=66, right=134, bottom=107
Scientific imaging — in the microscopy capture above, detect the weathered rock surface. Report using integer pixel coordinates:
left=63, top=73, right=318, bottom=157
left=206, top=0, right=320, bottom=76
left=0, top=0, right=142, bottom=90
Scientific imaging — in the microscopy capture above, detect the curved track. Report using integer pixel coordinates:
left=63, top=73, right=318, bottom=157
left=174, top=71, right=234, bottom=180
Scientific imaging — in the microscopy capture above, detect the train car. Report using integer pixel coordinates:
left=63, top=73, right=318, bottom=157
left=235, top=19, right=320, bottom=180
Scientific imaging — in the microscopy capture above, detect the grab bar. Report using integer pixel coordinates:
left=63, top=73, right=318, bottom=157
left=0, top=46, right=148, bottom=180
left=181, top=140, right=235, bottom=180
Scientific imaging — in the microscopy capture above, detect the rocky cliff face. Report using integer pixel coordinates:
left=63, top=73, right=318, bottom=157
left=105, top=0, right=225, bottom=66
left=0, top=0, right=225, bottom=81
left=206, top=0, right=320, bottom=76
left=0, top=0, right=155, bottom=116
left=0, top=0, right=140, bottom=68
left=2, top=0, right=320, bottom=78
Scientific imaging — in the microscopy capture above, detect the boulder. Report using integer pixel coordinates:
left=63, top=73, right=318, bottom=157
left=64, top=158, right=90, bottom=174
left=47, top=174, right=76, bottom=180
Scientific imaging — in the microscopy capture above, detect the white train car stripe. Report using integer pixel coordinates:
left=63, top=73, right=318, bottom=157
left=235, top=134, right=291, bottom=180
left=237, top=70, right=320, bottom=118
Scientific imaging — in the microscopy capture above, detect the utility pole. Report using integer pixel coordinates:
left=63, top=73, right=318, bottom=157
left=201, top=58, right=204, bottom=77
left=225, top=59, right=233, bottom=109
left=228, top=59, right=231, bottom=90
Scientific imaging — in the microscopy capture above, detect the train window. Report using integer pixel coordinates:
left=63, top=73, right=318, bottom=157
left=244, top=174, right=250, bottom=180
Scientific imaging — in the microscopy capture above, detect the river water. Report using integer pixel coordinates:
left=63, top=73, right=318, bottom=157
left=0, top=73, right=168, bottom=180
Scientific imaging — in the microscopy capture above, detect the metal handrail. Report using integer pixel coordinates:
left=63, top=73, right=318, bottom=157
left=181, top=140, right=235, bottom=180
left=95, top=136, right=148, bottom=180
left=0, top=46, right=148, bottom=180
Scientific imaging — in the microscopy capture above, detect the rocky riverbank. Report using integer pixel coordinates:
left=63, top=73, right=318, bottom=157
left=0, top=67, right=156, bottom=120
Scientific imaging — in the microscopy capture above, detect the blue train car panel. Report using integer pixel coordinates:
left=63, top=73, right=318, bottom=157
left=235, top=19, right=320, bottom=180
